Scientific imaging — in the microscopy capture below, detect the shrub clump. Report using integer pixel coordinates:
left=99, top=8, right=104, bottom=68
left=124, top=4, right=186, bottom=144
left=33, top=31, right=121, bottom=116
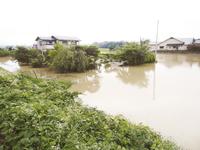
left=0, top=72, right=179, bottom=150
left=14, top=46, right=30, bottom=64
left=187, top=44, right=200, bottom=51
left=14, top=47, right=46, bottom=67
left=14, top=44, right=99, bottom=72
left=50, top=44, right=98, bottom=72
left=118, top=42, right=156, bottom=65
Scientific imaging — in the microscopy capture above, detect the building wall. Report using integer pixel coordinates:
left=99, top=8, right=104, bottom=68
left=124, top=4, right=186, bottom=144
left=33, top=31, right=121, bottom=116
left=37, top=40, right=54, bottom=50
left=158, top=38, right=187, bottom=51
left=37, top=40, right=79, bottom=50
left=159, top=38, right=183, bottom=46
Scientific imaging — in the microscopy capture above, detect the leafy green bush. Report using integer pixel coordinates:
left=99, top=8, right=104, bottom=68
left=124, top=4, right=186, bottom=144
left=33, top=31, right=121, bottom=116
left=118, top=43, right=155, bottom=65
left=14, top=46, right=30, bottom=63
left=187, top=44, right=200, bottom=51
left=52, top=47, right=76, bottom=72
left=14, top=47, right=46, bottom=67
left=0, top=73, right=179, bottom=150
left=51, top=45, right=97, bottom=73
left=144, top=52, right=156, bottom=63
left=73, top=49, right=89, bottom=72
left=31, top=54, right=45, bottom=68
left=29, top=49, right=46, bottom=68
left=84, top=46, right=100, bottom=57
left=74, top=45, right=100, bottom=57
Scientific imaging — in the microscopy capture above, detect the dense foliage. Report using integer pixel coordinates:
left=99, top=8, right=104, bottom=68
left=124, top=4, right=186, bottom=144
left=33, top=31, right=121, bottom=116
left=0, top=70, right=178, bottom=150
left=15, top=46, right=30, bottom=63
left=50, top=44, right=99, bottom=72
left=118, top=42, right=156, bottom=65
left=187, top=44, right=200, bottom=51
left=14, top=44, right=99, bottom=72
left=13, top=43, right=155, bottom=72
left=0, top=49, right=16, bottom=57
left=14, top=47, right=47, bottom=67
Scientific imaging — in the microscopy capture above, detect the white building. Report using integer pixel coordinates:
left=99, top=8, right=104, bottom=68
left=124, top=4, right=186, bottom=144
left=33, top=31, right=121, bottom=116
left=150, top=37, right=196, bottom=51
left=35, top=36, right=80, bottom=50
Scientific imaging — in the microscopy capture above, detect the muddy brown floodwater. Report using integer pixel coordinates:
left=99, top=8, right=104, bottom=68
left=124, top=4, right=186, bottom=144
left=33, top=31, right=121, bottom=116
left=1, top=54, right=200, bottom=150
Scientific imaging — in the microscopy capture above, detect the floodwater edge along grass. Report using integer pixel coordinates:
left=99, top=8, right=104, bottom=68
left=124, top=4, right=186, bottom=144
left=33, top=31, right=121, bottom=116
left=0, top=68, right=179, bottom=150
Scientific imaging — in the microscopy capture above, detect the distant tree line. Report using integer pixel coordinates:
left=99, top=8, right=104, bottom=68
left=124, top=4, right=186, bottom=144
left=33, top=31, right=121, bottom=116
left=93, top=41, right=127, bottom=50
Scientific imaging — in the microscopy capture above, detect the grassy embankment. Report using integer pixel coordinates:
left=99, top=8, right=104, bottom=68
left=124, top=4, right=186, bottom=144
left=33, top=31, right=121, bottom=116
left=0, top=68, right=179, bottom=149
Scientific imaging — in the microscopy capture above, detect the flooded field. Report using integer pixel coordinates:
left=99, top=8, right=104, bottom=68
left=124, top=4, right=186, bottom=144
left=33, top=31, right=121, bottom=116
left=1, top=54, right=200, bottom=150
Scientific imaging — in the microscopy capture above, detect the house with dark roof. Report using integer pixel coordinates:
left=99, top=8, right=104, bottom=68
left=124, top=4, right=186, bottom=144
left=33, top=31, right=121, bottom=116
left=35, top=36, right=80, bottom=50
left=150, top=37, right=199, bottom=51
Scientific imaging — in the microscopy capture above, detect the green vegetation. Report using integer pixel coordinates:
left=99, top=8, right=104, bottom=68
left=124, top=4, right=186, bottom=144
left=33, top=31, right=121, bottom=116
left=29, top=49, right=47, bottom=68
left=0, top=49, right=16, bottom=57
left=14, top=44, right=99, bottom=72
left=99, top=43, right=156, bottom=65
left=93, top=41, right=127, bottom=50
left=50, top=44, right=99, bottom=72
left=187, top=44, right=200, bottom=51
left=13, top=42, right=155, bottom=72
left=99, top=48, right=110, bottom=54
left=15, top=47, right=30, bottom=63
left=118, top=42, right=156, bottom=65
left=14, top=47, right=46, bottom=67
left=0, top=70, right=178, bottom=150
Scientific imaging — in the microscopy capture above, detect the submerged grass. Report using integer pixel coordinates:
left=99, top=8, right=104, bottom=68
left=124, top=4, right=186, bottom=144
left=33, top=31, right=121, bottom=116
left=0, top=68, right=179, bottom=150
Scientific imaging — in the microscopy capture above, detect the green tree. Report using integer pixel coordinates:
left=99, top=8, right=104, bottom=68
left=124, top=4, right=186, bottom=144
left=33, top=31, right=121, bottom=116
left=118, top=42, right=155, bottom=65
left=51, top=45, right=97, bottom=72
left=52, top=48, right=74, bottom=72
left=15, top=46, right=30, bottom=63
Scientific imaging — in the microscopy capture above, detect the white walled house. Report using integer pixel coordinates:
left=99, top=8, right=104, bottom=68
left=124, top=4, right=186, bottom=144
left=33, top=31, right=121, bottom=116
left=35, top=36, right=80, bottom=50
left=150, top=37, right=195, bottom=51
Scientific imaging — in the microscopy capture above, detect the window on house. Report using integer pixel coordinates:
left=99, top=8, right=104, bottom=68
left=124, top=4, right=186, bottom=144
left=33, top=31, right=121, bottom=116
left=160, top=46, right=164, bottom=49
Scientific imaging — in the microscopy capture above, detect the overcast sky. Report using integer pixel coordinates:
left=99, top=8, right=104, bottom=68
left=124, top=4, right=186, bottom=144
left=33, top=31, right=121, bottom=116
left=0, top=0, right=200, bottom=46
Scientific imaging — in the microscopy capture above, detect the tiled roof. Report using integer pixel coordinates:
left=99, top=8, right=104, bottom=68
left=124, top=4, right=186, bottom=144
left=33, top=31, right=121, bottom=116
left=36, top=37, right=54, bottom=41
left=36, top=36, right=80, bottom=41
left=52, top=36, right=80, bottom=41
left=177, top=38, right=194, bottom=45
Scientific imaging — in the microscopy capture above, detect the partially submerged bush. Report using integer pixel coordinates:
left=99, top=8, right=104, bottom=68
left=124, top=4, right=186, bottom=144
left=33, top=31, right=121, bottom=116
left=118, top=42, right=155, bottom=65
left=0, top=73, right=179, bottom=149
left=30, top=54, right=45, bottom=68
left=84, top=46, right=100, bottom=57
left=52, top=47, right=75, bottom=72
left=15, top=46, right=30, bottom=63
left=51, top=45, right=97, bottom=72
left=13, top=43, right=155, bottom=72
left=29, top=49, right=46, bottom=68
left=74, top=45, right=100, bottom=57
left=187, top=44, right=200, bottom=51
left=15, top=47, right=46, bottom=67
left=144, top=52, right=156, bottom=63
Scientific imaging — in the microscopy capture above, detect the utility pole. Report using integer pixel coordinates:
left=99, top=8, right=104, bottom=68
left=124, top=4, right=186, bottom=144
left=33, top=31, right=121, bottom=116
left=155, top=20, right=159, bottom=55
left=153, top=20, right=159, bottom=100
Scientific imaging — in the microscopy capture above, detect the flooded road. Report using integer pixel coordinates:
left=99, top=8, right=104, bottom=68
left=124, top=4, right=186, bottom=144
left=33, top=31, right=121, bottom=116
left=1, top=54, right=200, bottom=150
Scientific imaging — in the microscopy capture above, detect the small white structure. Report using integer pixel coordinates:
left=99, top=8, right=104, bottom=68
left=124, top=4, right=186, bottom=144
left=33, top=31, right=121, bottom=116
left=150, top=37, right=195, bottom=51
left=35, top=36, right=80, bottom=50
